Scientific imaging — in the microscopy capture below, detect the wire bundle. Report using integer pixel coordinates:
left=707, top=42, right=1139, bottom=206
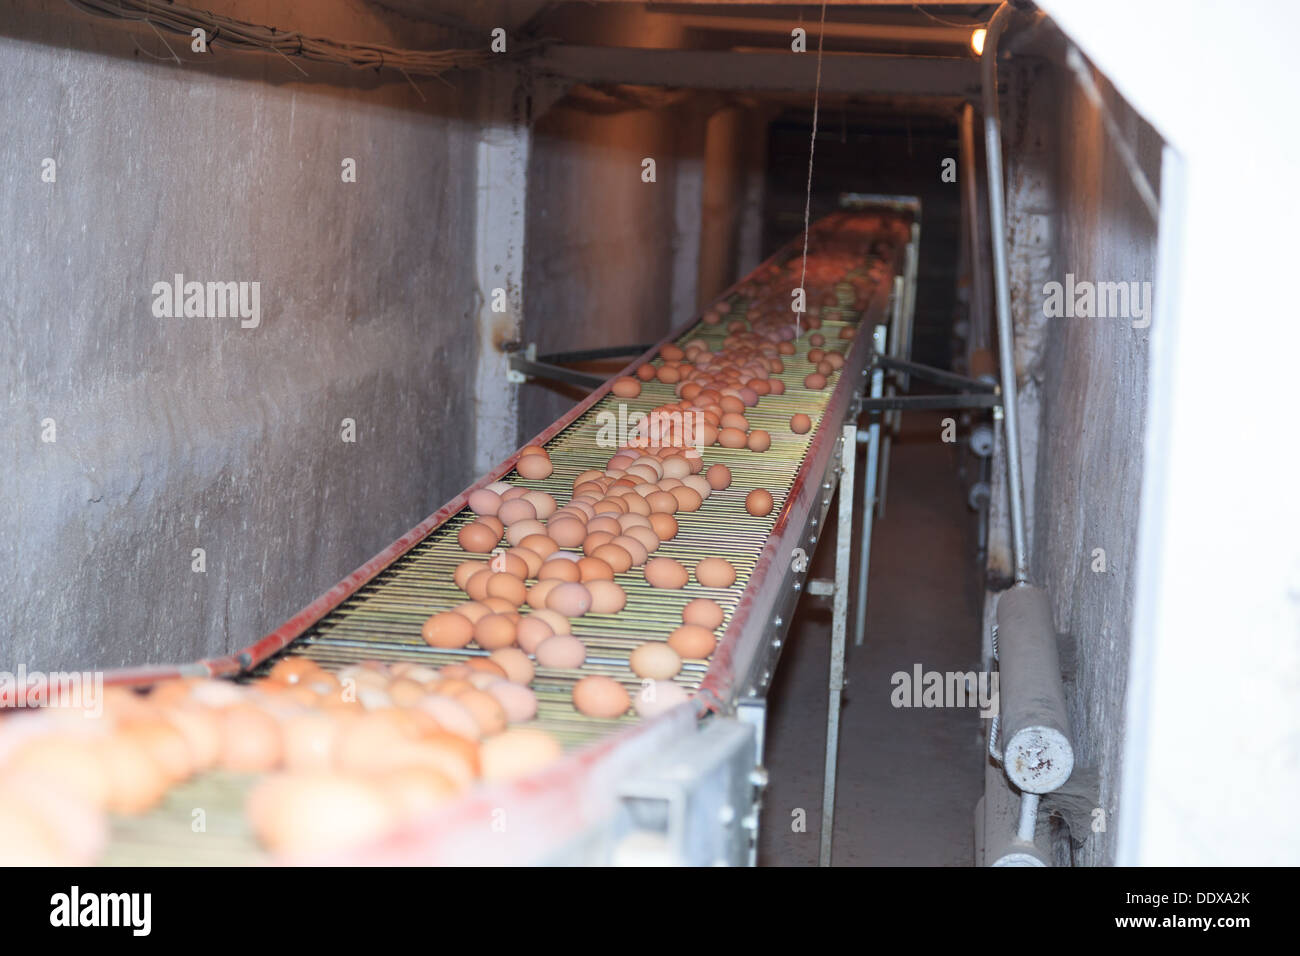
left=64, top=0, right=519, bottom=79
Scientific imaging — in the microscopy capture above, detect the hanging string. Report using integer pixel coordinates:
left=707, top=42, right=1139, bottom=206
left=797, top=2, right=827, bottom=336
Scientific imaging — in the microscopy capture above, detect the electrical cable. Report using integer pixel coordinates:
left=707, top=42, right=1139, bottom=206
left=62, top=0, right=526, bottom=79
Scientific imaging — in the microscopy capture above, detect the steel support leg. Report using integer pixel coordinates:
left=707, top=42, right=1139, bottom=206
left=819, top=423, right=857, bottom=867
left=854, top=323, right=887, bottom=647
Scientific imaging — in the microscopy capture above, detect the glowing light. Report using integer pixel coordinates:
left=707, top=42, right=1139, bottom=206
left=971, top=28, right=987, bottom=56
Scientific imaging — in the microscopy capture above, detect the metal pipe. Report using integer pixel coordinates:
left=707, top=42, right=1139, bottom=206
left=959, top=102, right=991, bottom=353
left=997, top=585, right=1075, bottom=793
left=1017, top=792, right=1040, bottom=842
left=981, top=2, right=1030, bottom=585
left=819, top=423, right=858, bottom=867
left=854, top=324, right=887, bottom=648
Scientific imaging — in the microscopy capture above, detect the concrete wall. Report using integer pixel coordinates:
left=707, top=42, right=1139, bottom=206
left=1, top=0, right=484, bottom=670
left=991, top=45, right=1158, bottom=865
left=518, top=96, right=700, bottom=443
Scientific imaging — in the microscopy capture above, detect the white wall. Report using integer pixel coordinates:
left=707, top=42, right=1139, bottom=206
left=1042, top=0, right=1300, bottom=865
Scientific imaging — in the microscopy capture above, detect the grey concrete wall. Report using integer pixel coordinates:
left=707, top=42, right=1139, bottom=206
left=994, top=53, right=1158, bottom=865
left=1, top=1, right=484, bottom=670
left=518, top=97, right=696, bottom=443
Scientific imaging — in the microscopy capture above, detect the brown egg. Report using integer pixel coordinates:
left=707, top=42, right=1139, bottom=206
left=683, top=598, right=725, bottom=630
left=769, top=379, right=786, bottom=395
left=582, top=531, right=616, bottom=554
left=7, top=736, right=110, bottom=808
left=482, top=572, right=525, bottom=606
left=422, top=611, right=474, bottom=649
left=808, top=347, right=825, bottom=363
left=520, top=533, right=560, bottom=559
left=623, top=525, right=660, bottom=555
left=572, top=676, right=631, bottom=719
left=474, top=613, right=517, bottom=650
left=486, top=681, right=539, bottom=723
left=247, top=772, right=397, bottom=856
left=489, top=648, right=535, bottom=684
left=547, top=582, right=593, bottom=617
left=517, top=494, right=553, bottom=524
left=459, top=521, right=499, bottom=554
left=629, top=643, right=682, bottom=680
left=647, top=512, right=679, bottom=541
left=497, top=498, right=537, bottom=525
left=526, top=578, right=562, bottom=610
left=268, top=656, right=321, bottom=686
left=218, top=704, right=284, bottom=773
left=453, top=600, right=490, bottom=624
left=718, top=427, right=747, bottom=448
left=456, top=689, right=508, bottom=735
left=517, top=454, right=553, bottom=480
left=668, top=625, right=718, bottom=659
left=454, top=560, right=489, bottom=590
left=610, top=534, right=648, bottom=566
left=124, top=720, right=193, bottom=785
left=573, top=556, right=610, bottom=582
left=464, top=568, right=493, bottom=601
left=479, top=728, right=563, bottom=781
left=468, top=488, right=502, bottom=516
left=162, top=704, right=222, bottom=772
left=706, top=463, right=732, bottom=490
left=505, top=519, right=547, bottom=546
left=481, top=596, right=521, bottom=617
left=382, top=765, right=459, bottom=816
left=586, top=579, right=628, bottom=615
left=586, top=515, right=621, bottom=536
left=505, top=546, right=542, bottom=578
left=661, top=456, right=691, bottom=480
left=515, top=615, right=555, bottom=653
left=644, top=557, right=688, bottom=589
left=535, top=634, right=587, bottom=668
left=415, top=695, right=481, bottom=740
left=747, top=430, right=771, bottom=453
left=592, top=543, right=633, bottom=574
left=720, top=412, right=750, bottom=432
left=790, top=413, right=812, bottom=434
left=530, top=608, right=572, bottom=636
left=520, top=444, right=547, bottom=458
left=695, top=557, right=737, bottom=589
left=465, top=658, right=508, bottom=680
left=547, top=517, right=587, bottom=548
left=611, top=376, right=642, bottom=398
left=804, top=373, right=827, bottom=390
left=745, top=488, right=775, bottom=517
left=541, top=557, right=584, bottom=584
left=645, top=491, right=678, bottom=515
left=636, top=363, right=657, bottom=381
left=282, top=712, right=346, bottom=771
left=669, top=486, right=703, bottom=512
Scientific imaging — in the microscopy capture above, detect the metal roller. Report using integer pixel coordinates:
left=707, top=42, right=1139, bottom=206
left=995, top=584, right=1074, bottom=794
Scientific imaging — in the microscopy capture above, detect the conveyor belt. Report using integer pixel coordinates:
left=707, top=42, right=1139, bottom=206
left=96, top=210, right=911, bottom=865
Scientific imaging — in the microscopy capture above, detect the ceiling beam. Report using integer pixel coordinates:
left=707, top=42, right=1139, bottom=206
left=531, top=45, right=982, bottom=98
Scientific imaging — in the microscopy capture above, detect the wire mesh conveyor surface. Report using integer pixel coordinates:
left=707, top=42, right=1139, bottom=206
left=89, top=209, right=911, bottom=866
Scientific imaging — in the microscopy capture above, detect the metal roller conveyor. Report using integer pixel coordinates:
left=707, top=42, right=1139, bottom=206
left=97, top=207, right=916, bottom=866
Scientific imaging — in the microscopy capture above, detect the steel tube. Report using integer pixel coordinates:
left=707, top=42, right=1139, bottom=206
left=854, top=324, right=887, bottom=647
left=981, top=2, right=1030, bottom=585
left=819, top=423, right=858, bottom=867
left=996, top=584, right=1075, bottom=793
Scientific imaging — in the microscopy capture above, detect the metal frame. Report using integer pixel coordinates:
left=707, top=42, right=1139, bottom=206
left=506, top=342, right=657, bottom=391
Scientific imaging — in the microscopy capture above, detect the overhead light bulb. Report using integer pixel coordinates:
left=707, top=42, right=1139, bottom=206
left=971, top=28, right=987, bottom=56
